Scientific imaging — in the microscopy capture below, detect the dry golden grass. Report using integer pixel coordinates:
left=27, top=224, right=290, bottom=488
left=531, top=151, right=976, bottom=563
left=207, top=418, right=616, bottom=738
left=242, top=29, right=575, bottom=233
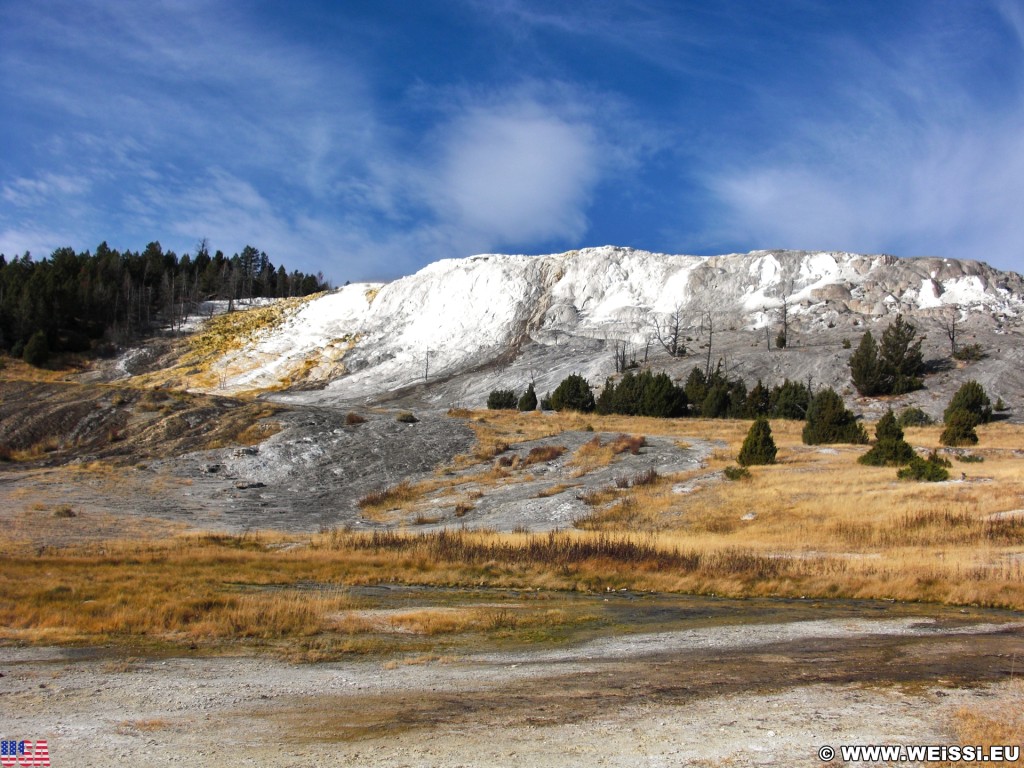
left=360, top=605, right=572, bottom=635
left=234, top=421, right=282, bottom=445
left=123, top=296, right=322, bottom=392
left=358, top=481, right=422, bottom=515
left=949, top=680, right=1024, bottom=757
left=0, top=531, right=612, bottom=655
left=536, top=482, right=579, bottom=498
left=3, top=413, right=1023, bottom=657
left=431, top=413, right=1024, bottom=606
left=0, top=534, right=360, bottom=647
left=462, top=409, right=707, bottom=449
left=522, top=444, right=567, bottom=465
left=0, top=354, right=91, bottom=383
left=3, top=436, right=62, bottom=462
left=568, top=433, right=646, bottom=475
left=0, top=517, right=1021, bottom=658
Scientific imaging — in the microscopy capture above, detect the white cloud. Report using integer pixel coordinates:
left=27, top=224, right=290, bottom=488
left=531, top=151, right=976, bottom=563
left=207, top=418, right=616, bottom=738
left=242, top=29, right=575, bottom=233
left=709, top=112, right=1024, bottom=269
left=432, top=102, right=599, bottom=245
left=0, top=3, right=648, bottom=278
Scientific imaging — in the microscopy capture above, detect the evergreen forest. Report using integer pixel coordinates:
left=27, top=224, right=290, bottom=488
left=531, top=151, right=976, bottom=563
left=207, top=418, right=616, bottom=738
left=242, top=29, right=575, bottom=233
left=0, top=241, right=329, bottom=359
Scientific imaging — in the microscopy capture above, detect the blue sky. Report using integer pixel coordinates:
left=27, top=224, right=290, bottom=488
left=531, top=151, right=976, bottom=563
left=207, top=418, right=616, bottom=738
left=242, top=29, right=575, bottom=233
left=2, top=1, right=1023, bottom=281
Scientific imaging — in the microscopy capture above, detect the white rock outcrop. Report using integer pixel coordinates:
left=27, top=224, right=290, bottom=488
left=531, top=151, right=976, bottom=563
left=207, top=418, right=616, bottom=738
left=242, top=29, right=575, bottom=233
left=203, top=246, right=1024, bottom=401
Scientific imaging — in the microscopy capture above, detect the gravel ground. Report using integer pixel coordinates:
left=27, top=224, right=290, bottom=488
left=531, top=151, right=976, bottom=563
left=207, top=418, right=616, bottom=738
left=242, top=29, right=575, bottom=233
left=2, top=615, right=1021, bottom=767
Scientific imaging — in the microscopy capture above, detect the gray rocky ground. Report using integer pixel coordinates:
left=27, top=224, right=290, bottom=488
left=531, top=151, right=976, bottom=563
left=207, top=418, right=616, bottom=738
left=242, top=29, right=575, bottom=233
left=2, top=609, right=1022, bottom=767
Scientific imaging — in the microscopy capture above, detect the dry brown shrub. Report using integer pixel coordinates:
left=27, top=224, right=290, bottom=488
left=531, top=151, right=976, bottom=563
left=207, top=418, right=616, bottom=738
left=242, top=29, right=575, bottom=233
left=630, top=467, right=659, bottom=486
left=537, top=483, right=577, bottom=498
left=610, top=434, right=646, bottom=455
left=358, top=481, right=420, bottom=511
left=523, top=445, right=566, bottom=465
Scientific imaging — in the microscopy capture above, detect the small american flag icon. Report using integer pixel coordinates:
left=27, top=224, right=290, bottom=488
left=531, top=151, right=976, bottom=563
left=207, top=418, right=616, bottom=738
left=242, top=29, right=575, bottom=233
left=0, top=740, right=50, bottom=767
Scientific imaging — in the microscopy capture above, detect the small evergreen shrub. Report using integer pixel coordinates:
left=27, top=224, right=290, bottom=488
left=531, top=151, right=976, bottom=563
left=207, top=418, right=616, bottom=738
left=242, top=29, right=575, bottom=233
left=769, top=379, right=811, bottom=420
left=956, top=453, right=984, bottom=463
left=940, top=409, right=979, bottom=446
left=724, top=465, right=751, bottom=481
left=944, top=381, right=992, bottom=425
left=897, top=451, right=950, bottom=482
left=684, top=367, right=709, bottom=408
left=858, top=410, right=915, bottom=466
left=549, top=374, right=595, bottom=413
left=596, top=370, right=686, bottom=418
left=22, top=330, right=50, bottom=367
left=802, top=388, right=868, bottom=445
left=897, top=407, right=932, bottom=427
left=738, top=418, right=777, bottom=466
left=487, top=389, right=518, bottom=410
left=746, top=380, right=771, bottom=417
left=849, top=330, right=883, bottom=396
left=953, top=343, right=985, bottom=362
left=849, top=316, right=925, bottom=396
left=517, top=382, right=538, bottom=412
left=395, top=411, right=419, bottom=424
left=701, top=381, right=732, bottom=418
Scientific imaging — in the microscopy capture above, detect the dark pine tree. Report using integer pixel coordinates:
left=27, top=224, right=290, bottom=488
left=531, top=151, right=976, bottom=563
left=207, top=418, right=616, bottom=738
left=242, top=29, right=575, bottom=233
left=849, top=330, right=883, bottom=396
left=802, top=388, right=868, bottom=445
left=858, top=409, right=916, bottom=466
left=549, top=373, right=595, bottom=413
left=517, top=382, right=538, bottom=412
left=738, top=418, right=777, bottom=466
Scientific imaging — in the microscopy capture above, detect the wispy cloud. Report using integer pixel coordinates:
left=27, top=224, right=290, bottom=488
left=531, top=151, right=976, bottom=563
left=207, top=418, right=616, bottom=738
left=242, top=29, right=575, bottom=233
left=0, top=1, right=634, bottom=277
left=2, top=174, right=91, bottom=208
left=702, top=5, right=1024, bottom=271
left=4, top=1, right=1022, bottom=277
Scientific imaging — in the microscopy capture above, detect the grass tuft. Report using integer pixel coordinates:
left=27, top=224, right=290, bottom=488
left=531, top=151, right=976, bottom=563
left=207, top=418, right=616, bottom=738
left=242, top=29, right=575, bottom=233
left=358, top=481, right=420, bottom=512
left=523, top=445, right=566, bottom=465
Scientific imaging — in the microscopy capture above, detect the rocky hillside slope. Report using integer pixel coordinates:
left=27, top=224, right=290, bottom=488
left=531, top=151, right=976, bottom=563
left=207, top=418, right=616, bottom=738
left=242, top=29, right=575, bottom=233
left=125, top=247, right=1024, bottom=418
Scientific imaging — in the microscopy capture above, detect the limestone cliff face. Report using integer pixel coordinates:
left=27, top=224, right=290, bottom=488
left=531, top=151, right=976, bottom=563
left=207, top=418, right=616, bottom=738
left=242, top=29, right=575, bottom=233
left=201, top=246, right=1024, bottom=404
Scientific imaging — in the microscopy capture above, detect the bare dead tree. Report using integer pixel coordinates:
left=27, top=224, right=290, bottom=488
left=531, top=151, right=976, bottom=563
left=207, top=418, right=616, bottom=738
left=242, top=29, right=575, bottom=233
left=613, top=339, right=637, bottom=373
left=650, top=303, right=686, bottom=357
left=943, top=310, right=959, bottom=358
left=702, top=310, right=714, bottom=378
left=777, top=297, right=790, bottom=349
